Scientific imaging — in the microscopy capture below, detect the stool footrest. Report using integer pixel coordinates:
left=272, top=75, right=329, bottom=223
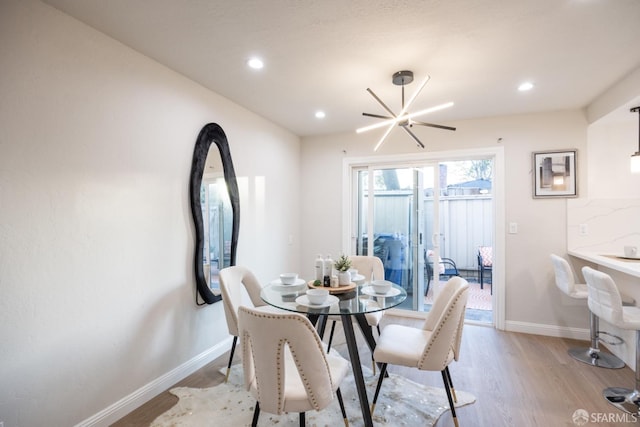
left=598, top=331, right=624, bottom=346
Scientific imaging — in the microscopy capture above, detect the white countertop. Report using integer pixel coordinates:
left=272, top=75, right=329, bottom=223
left=568, top=250, right=640, bottom=278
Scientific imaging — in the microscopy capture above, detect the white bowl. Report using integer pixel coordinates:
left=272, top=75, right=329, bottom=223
left=371, top=280, right=392, bottom=294
left=306, top=288, right=329, bottom=305
left=349, top=268, right=359, bottom=279
left=280, top=273, right=298, bottom=285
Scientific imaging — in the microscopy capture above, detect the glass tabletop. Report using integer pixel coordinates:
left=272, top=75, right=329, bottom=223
left=260, top=280, right=407, bottom=315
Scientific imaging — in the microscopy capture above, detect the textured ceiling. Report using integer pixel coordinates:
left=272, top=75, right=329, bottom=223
left=43, top=0, right=640, bottom=137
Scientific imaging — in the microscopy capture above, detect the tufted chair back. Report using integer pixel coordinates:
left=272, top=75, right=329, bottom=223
left=582, top=266, right=625, bottom=328
left=550, top=254, right=583, bottom=297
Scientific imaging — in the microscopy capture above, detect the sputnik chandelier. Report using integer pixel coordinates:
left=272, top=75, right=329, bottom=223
left=357, top=70, right=456, bottom=151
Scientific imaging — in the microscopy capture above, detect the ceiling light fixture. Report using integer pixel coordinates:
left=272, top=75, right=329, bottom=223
left=631, top=106, right=640, bottom=173
left=357, top=70, right=456, bottom=151
left=315, top=111, right=326, bottom=119
left=247, top=57, right=264, bottom=69
left=518, top=82, right=534, bottom=92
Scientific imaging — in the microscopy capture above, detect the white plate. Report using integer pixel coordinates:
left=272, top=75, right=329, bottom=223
left=361, top=286, right=401, bottom=297
left=295, top=294, right=339, bottom=308
left=617, top=255, right=640, bottom=260
left=270, top=278, right=306, bottom=287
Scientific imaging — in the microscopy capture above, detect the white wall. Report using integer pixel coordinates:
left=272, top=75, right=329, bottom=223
left=0, top=1, right=300, bottom=426
left=586, top=111, right=640, bottom=199
left=300, top=110, right=590, bottom=335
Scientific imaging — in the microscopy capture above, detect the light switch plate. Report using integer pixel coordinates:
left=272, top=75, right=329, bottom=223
left=509, top=222, right=518, bottom=234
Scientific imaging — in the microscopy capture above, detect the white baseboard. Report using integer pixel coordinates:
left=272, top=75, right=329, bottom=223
left=75, top=337, right=233, bottom=427
left=505, top=320, right=590, bottom=341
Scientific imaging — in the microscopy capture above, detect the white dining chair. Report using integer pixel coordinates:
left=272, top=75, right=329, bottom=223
left=238, top=305, right=350, bottom=427
left=325, top=255, right=385, bottom=373
left=372, top=276, right=469, bottom=427
left=219, top=265, right=277, bottom=382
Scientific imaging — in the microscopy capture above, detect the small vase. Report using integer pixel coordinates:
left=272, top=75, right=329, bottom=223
left=338, top=271, right=351, bottom=286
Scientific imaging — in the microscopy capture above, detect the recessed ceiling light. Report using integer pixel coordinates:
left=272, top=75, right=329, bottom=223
left=315, top=111, right=326, bottom=119
left=518, top=82, right=534, bottom=92
left=247, top=57, right=264, bottom=70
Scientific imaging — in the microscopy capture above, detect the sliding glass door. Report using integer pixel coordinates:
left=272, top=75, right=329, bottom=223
left=351, top=158, right=494, bottom=321
left=353, top=165, right=434, bottom=310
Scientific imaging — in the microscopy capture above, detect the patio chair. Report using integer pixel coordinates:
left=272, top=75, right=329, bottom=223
left=425, top=250, right=460, bottom=296
left=477, top=246, right=493, bottom=294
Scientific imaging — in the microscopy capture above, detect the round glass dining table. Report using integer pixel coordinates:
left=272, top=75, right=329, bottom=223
left=261, top=281, right=407, bottom=427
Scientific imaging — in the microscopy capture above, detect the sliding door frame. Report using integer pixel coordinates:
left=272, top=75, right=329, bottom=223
left=342, top=146, right=505, bottom=330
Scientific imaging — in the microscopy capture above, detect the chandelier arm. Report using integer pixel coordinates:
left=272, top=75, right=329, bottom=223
left=373, top=123, right=396, bottom=152
left=357, top=102, right=454, bottom=134
left=399, top=75, right=430, bottom=117
left=410, top=120, right=457, bottom=131
left=401, top=125, right=425, bottom=148
left=366, top=88, right=397, bottom=117
left=362, top=112, right=394, bottom=120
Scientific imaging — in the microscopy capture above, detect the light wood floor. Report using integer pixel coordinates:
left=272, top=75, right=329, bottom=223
left=113, top=315, right=637, bottom=427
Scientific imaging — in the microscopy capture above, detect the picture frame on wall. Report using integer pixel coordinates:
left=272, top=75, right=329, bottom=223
left=532, top=149, right=577, bottom=198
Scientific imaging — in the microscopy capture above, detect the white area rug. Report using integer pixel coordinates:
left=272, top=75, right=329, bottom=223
left=151, top=364, right=475, bottom=427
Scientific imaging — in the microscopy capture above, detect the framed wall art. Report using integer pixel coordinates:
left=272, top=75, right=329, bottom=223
left=532, top=149, right=577, bottom=198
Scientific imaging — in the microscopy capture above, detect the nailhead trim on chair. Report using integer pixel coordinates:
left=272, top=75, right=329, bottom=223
left=419, top=292, right=465, bottom=370
left=245, top=310, right=334, bottom=412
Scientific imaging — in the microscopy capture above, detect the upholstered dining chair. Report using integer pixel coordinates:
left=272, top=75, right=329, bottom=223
left=372, top=276, right=469, bottom=427
left=550, top=254, right=631, bottom=368
left=325, top=255, right=385, bottom=373
left=219, top=266, right=273, bottom=382
left=238, top=306, right=350, bottom=427
left=582, top=267, right=640, bottom=415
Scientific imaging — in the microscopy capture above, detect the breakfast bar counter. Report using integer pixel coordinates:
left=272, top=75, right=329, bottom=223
left=568, top=250, right=640, bottom=279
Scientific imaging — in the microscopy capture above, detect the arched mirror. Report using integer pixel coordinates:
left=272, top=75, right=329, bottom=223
left=189, top=123, right=239, bottom=304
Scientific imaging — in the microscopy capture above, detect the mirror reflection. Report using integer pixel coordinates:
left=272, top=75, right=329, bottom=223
left=200, top=149, right=233, bottom=293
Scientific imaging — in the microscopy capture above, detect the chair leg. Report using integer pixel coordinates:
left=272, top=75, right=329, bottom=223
left=445, top=366, right=457, bottom=403
left=336, top=387, right=349, bottom=427
left=299, top=411, right=305, bottom=427
left=371, top=363, right=388, bottom=415
left=327, top=320, right=337, bottom=352
left=603, top=330, right=640, bottom=414
left=441, top=370, right=459, bottom=427
left=372, top=355, right=376, bottom=376
left=251, top=401, right=260, bottom=427
left=371, top=325, right=381, bottom=376
left=225, top=335, right=238, bottom=383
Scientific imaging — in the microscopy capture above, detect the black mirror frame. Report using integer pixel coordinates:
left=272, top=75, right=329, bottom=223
left=189, top=123, right=240, bottom=304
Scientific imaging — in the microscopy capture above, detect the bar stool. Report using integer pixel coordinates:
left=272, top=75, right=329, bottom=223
left=550, top=254, right=630, bottom=369
left=582, top=266, right=640, bottom=414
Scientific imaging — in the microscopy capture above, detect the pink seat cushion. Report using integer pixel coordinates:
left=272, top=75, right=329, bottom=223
left=479, top=246, right=493, bottom=267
